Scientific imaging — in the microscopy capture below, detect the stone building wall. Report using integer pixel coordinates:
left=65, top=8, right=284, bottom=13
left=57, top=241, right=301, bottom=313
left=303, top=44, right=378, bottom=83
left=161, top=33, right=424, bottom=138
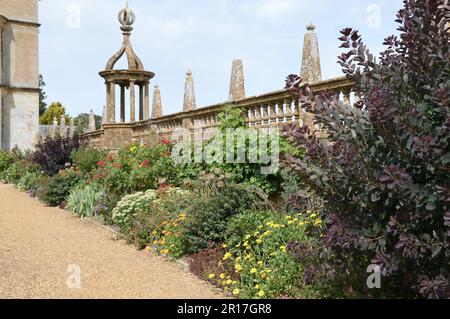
left=0, top=0, right=40, bottom=151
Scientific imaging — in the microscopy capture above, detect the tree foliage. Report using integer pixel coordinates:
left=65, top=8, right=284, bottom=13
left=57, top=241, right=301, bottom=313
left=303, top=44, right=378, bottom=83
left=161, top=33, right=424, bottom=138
left=39, top=102, right=70, bottom=125
left=39, top=74, right=47, bottom=116
left=283, top=0, right=450, bottom=298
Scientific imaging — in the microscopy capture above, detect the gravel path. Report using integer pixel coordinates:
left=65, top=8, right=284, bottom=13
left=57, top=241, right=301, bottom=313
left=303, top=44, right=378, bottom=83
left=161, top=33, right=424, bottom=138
left=0, top=184, right=223, bottom=299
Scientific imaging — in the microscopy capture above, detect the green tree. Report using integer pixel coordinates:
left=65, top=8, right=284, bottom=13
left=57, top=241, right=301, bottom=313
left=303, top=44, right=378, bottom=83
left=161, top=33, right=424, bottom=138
left=39, top=75, right=47, bottom=116
left=40, top=102, right=70, bottom=125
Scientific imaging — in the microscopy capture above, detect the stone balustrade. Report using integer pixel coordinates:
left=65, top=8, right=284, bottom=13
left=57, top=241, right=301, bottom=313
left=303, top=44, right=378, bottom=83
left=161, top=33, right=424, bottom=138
left=80, top=76, right=357, bottom=149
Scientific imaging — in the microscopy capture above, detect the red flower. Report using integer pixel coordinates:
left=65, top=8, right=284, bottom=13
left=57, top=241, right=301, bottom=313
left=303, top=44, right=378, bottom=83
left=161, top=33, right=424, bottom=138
left=97, top=160, right=107, bottom=168
left=161, top=139, right=172, bottom=145
left=140, top=160, right=150, bottom=168
left=160, top=183, right=168, bottom=189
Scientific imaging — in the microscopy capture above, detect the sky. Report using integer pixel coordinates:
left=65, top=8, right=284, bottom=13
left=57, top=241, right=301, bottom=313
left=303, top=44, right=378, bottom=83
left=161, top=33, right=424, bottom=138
left=39, top=0, right=403, bottom=117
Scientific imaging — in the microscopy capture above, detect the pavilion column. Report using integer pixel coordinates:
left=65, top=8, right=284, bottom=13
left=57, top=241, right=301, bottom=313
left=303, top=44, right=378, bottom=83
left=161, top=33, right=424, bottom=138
left=144, top=82, right=150, bottom=120
left=130, top=80, right=136, bottom=122
left=120, top=84, right=126, bottom=123
left=139, top=84, right=144, bottom=121
left=105, top=82, right=110, bottom=123
left=109, top=81, right=116, bottom=123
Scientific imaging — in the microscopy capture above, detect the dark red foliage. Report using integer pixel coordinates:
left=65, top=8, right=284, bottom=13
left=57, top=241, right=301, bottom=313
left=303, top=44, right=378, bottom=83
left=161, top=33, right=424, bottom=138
left=31, top=136, right=81, bottom=176
left=283, top=0, right=450, bottom=298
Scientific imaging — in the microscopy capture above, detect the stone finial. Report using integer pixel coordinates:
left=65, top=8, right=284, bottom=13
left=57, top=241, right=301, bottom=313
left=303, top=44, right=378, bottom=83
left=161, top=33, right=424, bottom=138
left=35, top=132, right=42, bottom=145
left=183, top=70, right=196, bottom=112
left=229, top=59, right=245, bottom=101
left=101, top=106, right=107, bottom=125
left=152, top=84, right=163, bottom=118
left=88, top=110, right=96, bottom=132
left=51, top=117, right=58, bottom=139
left=59, top=116, right=67, bottom=138
left=300, top=22, right=322, bottom=83
left=69, top=118, right=75, bottom=138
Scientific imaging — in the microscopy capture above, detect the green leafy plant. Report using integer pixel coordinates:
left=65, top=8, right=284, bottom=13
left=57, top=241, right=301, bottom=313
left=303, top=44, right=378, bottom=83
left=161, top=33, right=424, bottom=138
left=208, top=210, right=325, bottom=299
left=71, top=147, right=107, bottom=174
left=17, top=171, right=44, bottom=195
left=37, top=169, right=82, bottom=207
left=67, top=184, right=103, bottom=217
left=181, top=184, right=262, bottom=254
left=3, top=160, right=40, bottom=184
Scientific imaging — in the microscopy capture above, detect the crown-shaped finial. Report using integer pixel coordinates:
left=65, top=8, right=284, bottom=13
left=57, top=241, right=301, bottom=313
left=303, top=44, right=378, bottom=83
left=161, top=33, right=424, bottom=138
left=118, top=1, right=136, bottom=33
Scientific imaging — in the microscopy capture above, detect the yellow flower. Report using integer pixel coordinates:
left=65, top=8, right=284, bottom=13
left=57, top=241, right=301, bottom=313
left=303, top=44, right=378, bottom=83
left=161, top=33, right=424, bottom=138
left=255, top=284, right=261, bottom=289
left=235, top=243, right=241, bottom=248
left=160, top=249, right=169, bottom=255
left=288, top=221, right=294, bottom=225
left=260, top=271, right=267, bottom=279
left=310, top=213, right=317, bottom=218
left=258, top=290, right=266, bottom=297
left=220, top=273, right=226, bottom=279
left=208, top=274, right=215, bottom=279
left=222, top=244, right=228, bottom=249
left=245, top=235, right=251, bottom=240
left=233, top=289, right=240, bottom=295
left=243, top=241, right=250, bottom=247
left=256, top=239, right=262, bottom=244
left=151, top=230, right=158, bottom=236
left=269, top=252, right=277, bottom=257
left=257, top=261, right=264, bottom=267
left=235, top=264, right=243, bottom=272
left=223, top=252, right=232, bottom=261
left=227, top=279, right=233, bottom=285
left=280, top=246, right=287, bottom=253
left=250, top=268, right=258, bottom=274
left=314, top=219, right=323, bottom=227
left=235, top=256, right=242, bottom=262
left=222, top=281, right=228, bottom=286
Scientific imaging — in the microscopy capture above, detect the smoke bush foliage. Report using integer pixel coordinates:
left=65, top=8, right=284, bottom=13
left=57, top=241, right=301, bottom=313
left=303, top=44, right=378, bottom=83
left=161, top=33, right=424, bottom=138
left=31, top=136, right=81, bottom=176
left=283, top=0, right=450, bottom=298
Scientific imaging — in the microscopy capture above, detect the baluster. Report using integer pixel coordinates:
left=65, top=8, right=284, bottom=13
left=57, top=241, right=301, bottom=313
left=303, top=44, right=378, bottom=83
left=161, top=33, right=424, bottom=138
left=254, top=106, right=261, bottom=129
left=343, top=88, right=351, bottom=107
left=244, top=108, right=250, bottom=127
left=269, top=102, right=277, bottom=128
left=276, top=101, right=285, bottom=128
left=262, top=104, right=270, bottom=129
left=285, top=99, right=293, bottom=124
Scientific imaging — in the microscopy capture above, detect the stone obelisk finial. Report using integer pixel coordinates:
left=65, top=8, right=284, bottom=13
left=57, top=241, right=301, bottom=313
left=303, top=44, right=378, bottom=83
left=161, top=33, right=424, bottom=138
left=183, top=70, right=196, bottom=112
left=51, top=117, right=58, bottom=139
left=152, top=84, right=163, bottom=118
left=300, top=22, right=322, bottom=83
left=59, top=116, right=67, bottom=138
left=101, top=106, right=107, bottom=125
left=69, top=118, right=75, bottom=138
left=88, top=110, right=96, bottom=132
left=229, top=59, right=245, bottom=101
